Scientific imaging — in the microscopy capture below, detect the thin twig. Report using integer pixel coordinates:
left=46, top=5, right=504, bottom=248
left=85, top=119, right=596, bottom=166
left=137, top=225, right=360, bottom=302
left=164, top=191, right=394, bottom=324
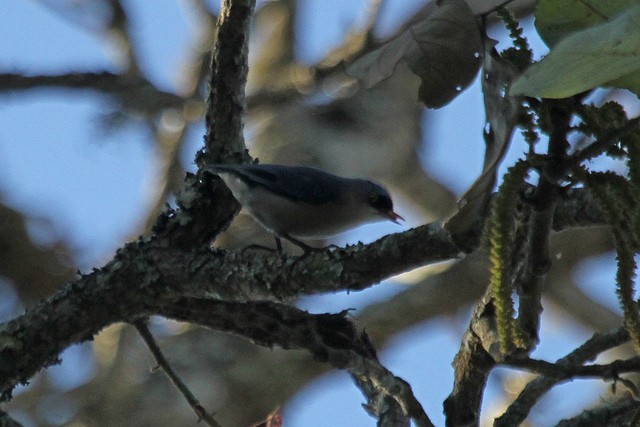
left=133, top=320, right=223, bottom=427
left=495, top=327, right=630, bottom=426
left=504, top=355, right=640, bottom=381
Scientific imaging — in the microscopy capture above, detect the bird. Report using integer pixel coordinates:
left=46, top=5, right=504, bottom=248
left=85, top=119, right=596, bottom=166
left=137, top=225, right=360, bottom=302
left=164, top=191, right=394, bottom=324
left=205, top=163, right=404, bottom=252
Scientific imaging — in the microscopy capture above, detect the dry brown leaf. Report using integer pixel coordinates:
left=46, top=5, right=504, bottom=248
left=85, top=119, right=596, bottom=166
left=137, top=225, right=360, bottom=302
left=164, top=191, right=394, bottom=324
left=445, top=45, right=521, bottom=236
left=347, top=0, right=482, bottom=108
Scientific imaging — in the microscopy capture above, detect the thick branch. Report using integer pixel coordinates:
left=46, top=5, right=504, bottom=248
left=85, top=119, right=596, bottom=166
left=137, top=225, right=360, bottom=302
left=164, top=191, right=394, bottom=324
left=517, top=99, right=573, bottom=346
left=202, top=0, right=255, bottom=164
left=0, top=187, right=612, bottom=400
left=171, top=0, right=256, bottom=249
left=443, top=287, right=497, bottom=427
left=159, top=299, right=434, bottom=426
left=0, top=221, right=456, bottom=400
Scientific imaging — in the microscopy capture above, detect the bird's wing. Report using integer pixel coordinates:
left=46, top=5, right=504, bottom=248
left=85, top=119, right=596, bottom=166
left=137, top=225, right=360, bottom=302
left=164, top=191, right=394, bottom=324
left=206, top=164, right=342, bottom=205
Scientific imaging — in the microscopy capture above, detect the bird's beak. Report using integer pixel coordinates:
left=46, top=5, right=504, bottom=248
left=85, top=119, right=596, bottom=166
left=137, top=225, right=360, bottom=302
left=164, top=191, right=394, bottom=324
left=384, top=210, right=404, bottom=225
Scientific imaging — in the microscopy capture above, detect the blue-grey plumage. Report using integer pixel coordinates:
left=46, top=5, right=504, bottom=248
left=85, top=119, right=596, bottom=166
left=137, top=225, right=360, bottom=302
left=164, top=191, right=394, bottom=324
left=205, top=163, right=403, bottom=251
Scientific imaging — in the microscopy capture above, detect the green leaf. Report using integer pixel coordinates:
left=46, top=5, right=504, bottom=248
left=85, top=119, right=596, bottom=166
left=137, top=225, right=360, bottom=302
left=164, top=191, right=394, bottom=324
left=535, top=0, right=634, bottom=47
left=510, top=5, right=640, bottom=98
left=609, top=71, right=640, bottom=96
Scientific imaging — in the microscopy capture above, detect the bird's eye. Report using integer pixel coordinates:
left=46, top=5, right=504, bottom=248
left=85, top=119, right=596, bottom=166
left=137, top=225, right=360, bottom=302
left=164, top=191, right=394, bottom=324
left=368, top=190, right=393, bottom=211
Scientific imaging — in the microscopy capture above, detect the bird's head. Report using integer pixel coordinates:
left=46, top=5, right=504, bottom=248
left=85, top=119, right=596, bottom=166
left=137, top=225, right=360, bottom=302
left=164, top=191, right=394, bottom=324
left=364, top=182, right=404, bottom=224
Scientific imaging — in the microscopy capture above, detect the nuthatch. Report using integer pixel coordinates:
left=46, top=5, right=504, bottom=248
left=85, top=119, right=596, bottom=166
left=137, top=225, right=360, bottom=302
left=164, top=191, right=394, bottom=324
left=205, top=164, right=403, bottom=252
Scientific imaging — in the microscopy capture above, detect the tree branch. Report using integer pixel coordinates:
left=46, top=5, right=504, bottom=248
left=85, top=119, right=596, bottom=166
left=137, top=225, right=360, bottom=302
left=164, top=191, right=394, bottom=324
left=443, top=286, right=498, bottom=427
left=495, top=327, right=630, bottom=426
left=133, top=320, right=222, bottom=427
left=0, top=187, right=613, bottom=401
left=158, top=299, right=434, bottom=426
left=202, top=0, right=255, bottom=164
left=168, top=0, right=256, bottom=250
left=0, top=72, right=186, bottom=113
left=517, top=99, right=573, bottom=348
left=554, top=398, right=640, bottom=427
left=504, top=355, right=640, bottom=382
left=0, top=221, right=458, bottom=400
